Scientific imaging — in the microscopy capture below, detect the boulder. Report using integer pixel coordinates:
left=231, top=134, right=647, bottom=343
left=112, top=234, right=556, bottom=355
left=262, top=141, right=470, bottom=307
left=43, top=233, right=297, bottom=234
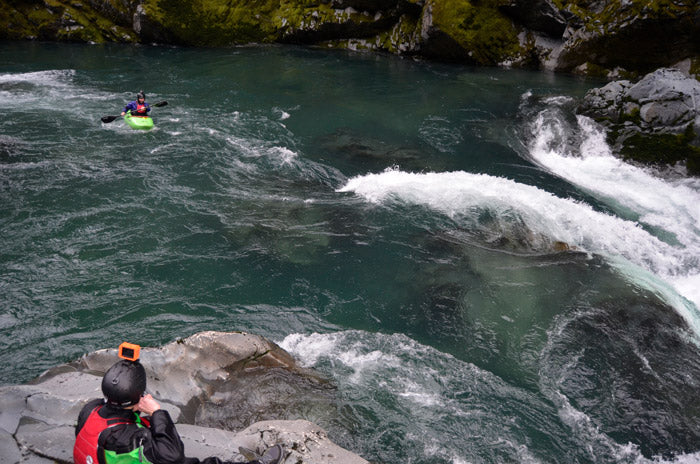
left=576, top=79, right=634, bottom=123
left=0, top=331, right=369, bottom=464
left=580, top=68, right=700, bottom=134
left=578, top=68, right=700, bottom=174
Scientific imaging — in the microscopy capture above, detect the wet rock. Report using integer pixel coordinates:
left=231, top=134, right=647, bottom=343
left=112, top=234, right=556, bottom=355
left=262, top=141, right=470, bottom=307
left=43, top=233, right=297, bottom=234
left=498, top=0, right=566, bottom=38
left=0, top=331, right=368, bottom=464
left=552, top=0, right=699, bottom=74
left=318, top=128, right=425, bottom=170
left=576, top=80, right=634, bottom=123
left=0, top=428, right=21, bottom=463
left=578, top=68, right=700, bottom=174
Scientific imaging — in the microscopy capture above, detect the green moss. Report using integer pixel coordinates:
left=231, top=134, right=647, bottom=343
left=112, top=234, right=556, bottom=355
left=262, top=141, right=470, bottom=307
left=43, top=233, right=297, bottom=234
left=0, top=0, right=137, bottom=42
left=575, top=61, right=609, bottom=78
left=619, top=105, right=641, bottom=125
left=620, top=125, right=700, bottom=175
left=0, top=4, right=33, bottom=39
left=272, top=0, right=378, bottom=39
left=143, top=0, right=280, bottom=45
left=375, top=13, right=420, bottom=54
left=559, top=0, right=694, bottom=32
left=274, top=1, right=335, bottom=31
left=430, top=0, right=520, bottom=65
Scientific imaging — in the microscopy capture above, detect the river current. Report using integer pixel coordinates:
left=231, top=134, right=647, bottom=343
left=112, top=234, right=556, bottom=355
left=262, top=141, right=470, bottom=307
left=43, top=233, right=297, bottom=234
left=2, top=42, right=700, bottom=464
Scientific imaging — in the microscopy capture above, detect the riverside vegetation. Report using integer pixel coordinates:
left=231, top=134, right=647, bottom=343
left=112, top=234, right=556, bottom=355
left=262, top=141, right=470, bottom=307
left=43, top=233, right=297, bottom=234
left=2, top=0, right=699, bottom=173
left=1, top=0, right=697, bottom=74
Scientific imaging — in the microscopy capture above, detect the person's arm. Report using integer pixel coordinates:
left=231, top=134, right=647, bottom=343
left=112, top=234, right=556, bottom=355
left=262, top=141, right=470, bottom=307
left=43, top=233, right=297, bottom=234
left=136, top=394, right=187, bottom=464
left=142, top=409, right=187, bottom=464
left=121, top=101, right=135, bottom=116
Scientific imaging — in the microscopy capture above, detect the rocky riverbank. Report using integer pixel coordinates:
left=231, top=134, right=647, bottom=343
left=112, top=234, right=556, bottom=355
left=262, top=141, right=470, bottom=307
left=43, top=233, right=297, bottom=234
left=0, top=331, right=369, bottom=464
left=1, top=0, right=698, bottom=77
left=2, top=0, right=699, bottom=172
left=578, top=67, right=700, bottom=175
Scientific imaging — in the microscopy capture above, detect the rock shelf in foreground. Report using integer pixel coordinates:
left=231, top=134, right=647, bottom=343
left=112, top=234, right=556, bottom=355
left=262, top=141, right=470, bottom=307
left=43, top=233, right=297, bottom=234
left=0, top=331, right=369, bottom=464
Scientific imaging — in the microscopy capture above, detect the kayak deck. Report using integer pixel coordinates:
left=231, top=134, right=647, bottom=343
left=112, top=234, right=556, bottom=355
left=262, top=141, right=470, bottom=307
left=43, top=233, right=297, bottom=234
left=125, top=111, right=154, bottom=130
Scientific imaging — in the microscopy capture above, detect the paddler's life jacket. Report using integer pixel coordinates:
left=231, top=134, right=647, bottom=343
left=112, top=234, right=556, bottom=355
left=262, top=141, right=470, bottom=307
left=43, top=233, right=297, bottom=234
left=135, top=103, right=148, bottom=115
left=74, top=405, right=152, bottom=464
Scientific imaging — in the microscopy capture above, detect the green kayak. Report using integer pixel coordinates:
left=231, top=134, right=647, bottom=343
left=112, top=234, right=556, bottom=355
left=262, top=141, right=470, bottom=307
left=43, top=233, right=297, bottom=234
left=124, top=111, right=154, bottom=130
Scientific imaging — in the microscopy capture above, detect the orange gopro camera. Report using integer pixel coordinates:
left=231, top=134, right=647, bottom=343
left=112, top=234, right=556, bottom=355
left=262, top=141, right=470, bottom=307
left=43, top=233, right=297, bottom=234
left=118, top=342, right=141, bottom=362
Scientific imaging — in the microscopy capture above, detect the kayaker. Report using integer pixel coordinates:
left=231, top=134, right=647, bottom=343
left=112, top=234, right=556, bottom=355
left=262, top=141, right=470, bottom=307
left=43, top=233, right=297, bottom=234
left=74, top=344, right=284, bottom=464
left=121, top=91, right=151, bottom=117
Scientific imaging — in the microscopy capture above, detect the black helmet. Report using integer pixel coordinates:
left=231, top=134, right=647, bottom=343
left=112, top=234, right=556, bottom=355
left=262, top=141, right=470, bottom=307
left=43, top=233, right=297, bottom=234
left=101, top=360, right=147, bottom=408
left=136, top=91, right=145, bottom=100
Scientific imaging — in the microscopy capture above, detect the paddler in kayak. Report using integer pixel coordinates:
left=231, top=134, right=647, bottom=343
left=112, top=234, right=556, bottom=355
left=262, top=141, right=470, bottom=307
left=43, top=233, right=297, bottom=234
left=121, top=91, right=150, bottom=117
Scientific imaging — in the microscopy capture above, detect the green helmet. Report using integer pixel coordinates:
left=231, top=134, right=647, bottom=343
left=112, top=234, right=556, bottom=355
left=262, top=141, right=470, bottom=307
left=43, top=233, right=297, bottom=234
left=101, top=360, right=147, bottom=408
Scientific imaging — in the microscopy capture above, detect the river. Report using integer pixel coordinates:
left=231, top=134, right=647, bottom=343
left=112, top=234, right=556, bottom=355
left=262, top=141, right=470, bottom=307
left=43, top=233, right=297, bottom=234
left=1, top=41, right=700, bottom=463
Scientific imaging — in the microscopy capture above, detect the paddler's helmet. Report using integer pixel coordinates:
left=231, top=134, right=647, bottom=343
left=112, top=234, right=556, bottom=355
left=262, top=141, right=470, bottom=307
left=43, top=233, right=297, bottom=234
left=136, top=91, right=145, bottom=100
left=101, top=360, right=147, bottom=408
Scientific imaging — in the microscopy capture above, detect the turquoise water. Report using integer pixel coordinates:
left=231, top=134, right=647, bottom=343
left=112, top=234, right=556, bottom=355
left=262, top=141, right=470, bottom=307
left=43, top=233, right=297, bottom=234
left=2, top=42, right=700, bottom=463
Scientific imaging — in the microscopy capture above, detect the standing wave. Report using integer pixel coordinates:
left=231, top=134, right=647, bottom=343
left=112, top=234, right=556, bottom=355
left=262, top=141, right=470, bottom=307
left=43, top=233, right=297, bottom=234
left=519, top=93, right=700, bottom=312
left=336, top=169, right=700, bottom=337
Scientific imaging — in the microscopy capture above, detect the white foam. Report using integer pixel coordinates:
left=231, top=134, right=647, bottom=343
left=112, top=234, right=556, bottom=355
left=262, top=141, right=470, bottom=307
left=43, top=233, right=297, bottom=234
left=0, top=69, right=76, bottom=86
left=282, top=330, right=676, bottom=463
left=337, top=168, right=700, bottom=333
left=521, top=99, right=700, bottom=323
left=530, top=113, right=700, bottom=243
left=280, top=331, right=453, bottom=406
left=271, top=146, right=298, bottom=165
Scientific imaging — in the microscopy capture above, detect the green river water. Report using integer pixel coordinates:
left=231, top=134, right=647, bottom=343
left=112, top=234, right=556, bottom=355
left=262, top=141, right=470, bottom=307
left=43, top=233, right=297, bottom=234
left=2, top=41, right=700, bottom=463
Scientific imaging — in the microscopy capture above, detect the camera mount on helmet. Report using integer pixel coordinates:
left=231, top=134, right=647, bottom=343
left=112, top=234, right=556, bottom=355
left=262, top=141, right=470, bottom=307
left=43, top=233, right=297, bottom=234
left=118, top=342, right=140, bottom=362
left=102, top=342, right=147, bottom=408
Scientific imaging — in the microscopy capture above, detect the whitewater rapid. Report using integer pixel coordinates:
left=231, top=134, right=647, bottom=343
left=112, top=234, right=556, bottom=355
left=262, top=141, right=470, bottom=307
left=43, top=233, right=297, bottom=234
left=337, top=106, right=700, bottom=337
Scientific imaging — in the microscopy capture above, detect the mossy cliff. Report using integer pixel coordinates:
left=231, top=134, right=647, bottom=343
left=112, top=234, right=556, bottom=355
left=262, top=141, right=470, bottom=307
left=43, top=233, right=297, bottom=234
left=2, top=0, right=697, bottom=74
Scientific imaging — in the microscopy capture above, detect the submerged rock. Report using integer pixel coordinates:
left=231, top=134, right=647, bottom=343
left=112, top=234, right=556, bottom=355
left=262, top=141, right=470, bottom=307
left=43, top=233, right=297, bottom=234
left=0, top=331, right=368, bottom=464
left=578, top=67, right=700, bottom=174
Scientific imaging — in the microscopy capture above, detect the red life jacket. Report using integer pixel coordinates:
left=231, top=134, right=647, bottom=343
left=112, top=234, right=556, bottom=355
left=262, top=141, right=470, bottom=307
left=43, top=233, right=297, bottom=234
left=135, top=103, right=148, bottom=116
left=73, top=405, right=150, bottom=464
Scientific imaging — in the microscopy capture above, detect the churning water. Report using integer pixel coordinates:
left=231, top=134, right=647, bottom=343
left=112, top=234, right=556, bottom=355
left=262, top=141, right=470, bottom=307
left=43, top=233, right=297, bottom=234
left=2, top=42, right=700, bottom=463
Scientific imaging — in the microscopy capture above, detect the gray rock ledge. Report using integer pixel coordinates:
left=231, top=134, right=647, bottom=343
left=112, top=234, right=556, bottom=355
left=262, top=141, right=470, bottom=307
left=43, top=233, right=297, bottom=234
left=0, top=331, right=369, bottom=464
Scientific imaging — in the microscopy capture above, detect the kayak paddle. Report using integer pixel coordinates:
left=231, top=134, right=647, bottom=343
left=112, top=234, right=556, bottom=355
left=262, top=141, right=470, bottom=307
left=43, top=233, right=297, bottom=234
left=101, top=100, right=168, bottom=124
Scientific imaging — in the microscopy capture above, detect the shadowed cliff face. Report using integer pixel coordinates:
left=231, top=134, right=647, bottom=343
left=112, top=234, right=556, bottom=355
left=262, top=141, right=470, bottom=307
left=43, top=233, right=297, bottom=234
left=1, top=0, right=698, bottom=75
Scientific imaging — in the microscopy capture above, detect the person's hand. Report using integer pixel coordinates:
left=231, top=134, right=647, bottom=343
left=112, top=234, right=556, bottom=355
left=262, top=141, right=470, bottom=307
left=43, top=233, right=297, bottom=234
left=135, top=394, right=161, bottom=415
left=121, top=111, right=125, bottom=116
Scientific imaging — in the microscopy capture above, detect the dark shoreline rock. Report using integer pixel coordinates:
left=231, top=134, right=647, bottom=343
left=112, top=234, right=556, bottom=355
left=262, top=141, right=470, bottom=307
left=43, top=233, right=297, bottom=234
left=0, top=331, right=369, bottom=464
left=1, top=0, right=698, bottom=76
left=578, top=67, right=700, bottom=175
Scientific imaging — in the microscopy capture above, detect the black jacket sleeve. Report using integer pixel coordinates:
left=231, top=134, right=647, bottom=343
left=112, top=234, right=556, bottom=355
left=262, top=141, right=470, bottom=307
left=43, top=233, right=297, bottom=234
left=142, top=409, right=187, bottom=464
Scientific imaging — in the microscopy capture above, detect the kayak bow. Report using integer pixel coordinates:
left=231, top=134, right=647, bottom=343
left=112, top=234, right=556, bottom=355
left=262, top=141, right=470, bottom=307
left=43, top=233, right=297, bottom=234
left=124, top=111, right=154, bottom=130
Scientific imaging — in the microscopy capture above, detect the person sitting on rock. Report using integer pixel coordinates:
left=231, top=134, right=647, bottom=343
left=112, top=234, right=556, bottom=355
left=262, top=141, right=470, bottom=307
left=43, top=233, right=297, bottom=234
left=73, top=352, right=284, bottom=464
